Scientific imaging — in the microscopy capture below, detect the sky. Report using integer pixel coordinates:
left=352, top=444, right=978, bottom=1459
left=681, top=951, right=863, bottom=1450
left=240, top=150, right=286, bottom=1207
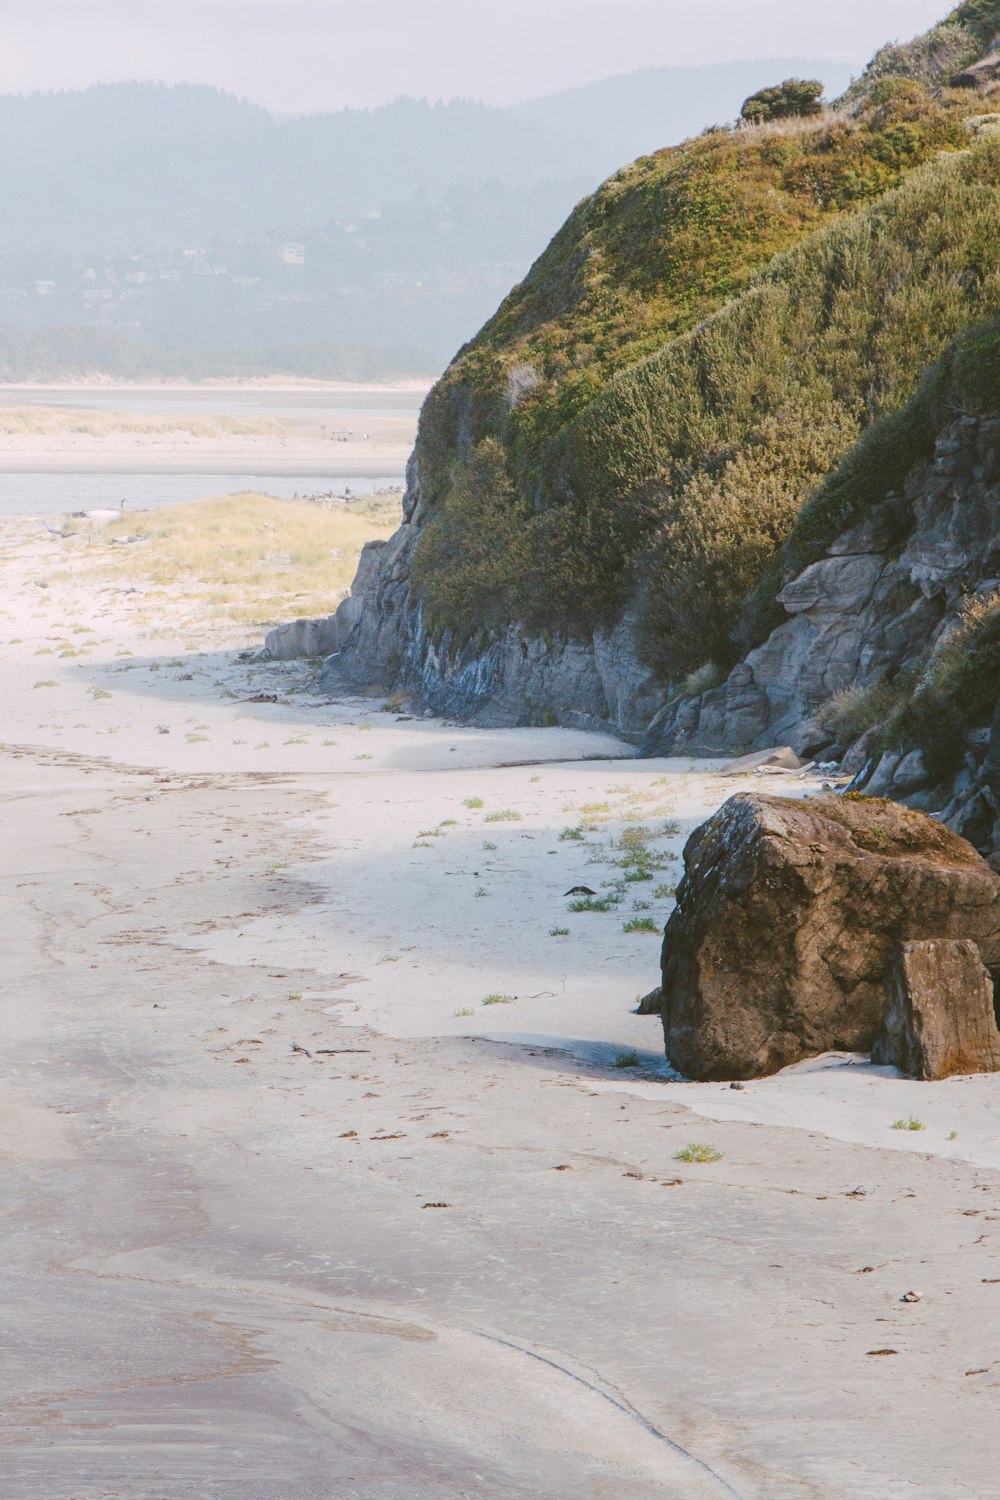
left=3, top=0, right=955, bottom=111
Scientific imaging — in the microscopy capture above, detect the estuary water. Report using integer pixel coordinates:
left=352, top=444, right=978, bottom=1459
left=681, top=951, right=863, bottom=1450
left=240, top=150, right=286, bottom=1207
left=0, top=383, right=423, bottom=514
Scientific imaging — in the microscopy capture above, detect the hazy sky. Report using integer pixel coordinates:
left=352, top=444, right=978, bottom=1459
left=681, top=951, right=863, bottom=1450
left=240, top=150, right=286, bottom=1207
left=4, top=0, right=953, bottom=111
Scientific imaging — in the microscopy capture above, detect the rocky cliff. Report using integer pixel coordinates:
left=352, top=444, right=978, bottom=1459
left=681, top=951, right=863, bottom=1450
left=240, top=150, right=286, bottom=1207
left=322, top=5, right=1000, bottom=785
left=644, top=399, right=1000, bottom=852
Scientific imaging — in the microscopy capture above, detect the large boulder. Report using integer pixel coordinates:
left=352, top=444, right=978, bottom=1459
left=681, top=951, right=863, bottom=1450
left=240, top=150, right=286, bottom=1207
left=872, top=940, right=1000, bottom=1080
left=647, top=792, right=1000, bottom=1080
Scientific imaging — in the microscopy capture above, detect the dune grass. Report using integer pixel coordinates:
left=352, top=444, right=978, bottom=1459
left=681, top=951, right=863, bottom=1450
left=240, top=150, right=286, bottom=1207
left=80, top=491, right=402, bottom=626
left=0, top=406, right=284, bottom=438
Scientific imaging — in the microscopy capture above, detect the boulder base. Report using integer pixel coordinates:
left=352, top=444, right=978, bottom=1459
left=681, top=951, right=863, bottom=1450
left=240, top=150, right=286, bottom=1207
left=872, top=940, right=1000, bottom=1080
left=653, top=792, right=1000, bottom=1080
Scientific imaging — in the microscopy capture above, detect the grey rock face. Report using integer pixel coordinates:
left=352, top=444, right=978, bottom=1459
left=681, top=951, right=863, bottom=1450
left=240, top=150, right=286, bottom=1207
left=642, top=413, right=1000, bottom=850
left=264, top=615, right=342, bottom=661
left=872, top=939, right=1000, bottom=1080
left=320, top=458, right=659, bottom=737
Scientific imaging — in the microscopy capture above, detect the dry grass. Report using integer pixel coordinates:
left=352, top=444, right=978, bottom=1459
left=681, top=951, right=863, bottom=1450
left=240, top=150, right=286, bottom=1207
left=0, top=406, right=283, bottom=438
left=79, top=492, right=402, bottom=626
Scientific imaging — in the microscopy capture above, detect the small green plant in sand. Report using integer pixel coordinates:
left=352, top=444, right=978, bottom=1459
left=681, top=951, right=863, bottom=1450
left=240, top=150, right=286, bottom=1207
left=485, top=809, right=522, bottom=823
left=550, top=927, right=570, bottom=937
left=322, top=739, right=339, bottom=747
left=482, top=992, right=517, bottom=1005
left=353, top=753, right=373, bottom=761
left=378, top=955, right=400, bottom=964
left=255, top=741, right=270, bottom=749
left=284, top=736, right=307, bottom=746
left=482, top=840, right=498, bottom=851
left=463, top=796, right=485, bottom=809
left=440, top=819, right=458, bottom=827
left=454, top=1007, right=475, bottom=1018
left=417, top=828, right=446, bottom=839
left=559, top=826, right=586, bottom=841
left=892, top=1117, right=925, bottom=1131
left=413, top=840, right=433, bottom=849
left=288, top=991, right=303, bottom=1001
left=569, top=893, right=621, bottom=913
left=623, top=917, right=660, bottom=934
left=614, top=1052, right=640, bottom=1069
left=675, top=1143, right=723, bottom=1164
left=87, top=686, right=112, bottom=700
left=186, top=733, right=209, bottom=743
left=948, top=1130, right=959, bottom=1140
left=35, top=646, right=53, bottom=655
left=33, top=679, right=56, bottom=688
left=653, top=884, right=677, bottom=900
left=474, top=886, right=489, bottom=898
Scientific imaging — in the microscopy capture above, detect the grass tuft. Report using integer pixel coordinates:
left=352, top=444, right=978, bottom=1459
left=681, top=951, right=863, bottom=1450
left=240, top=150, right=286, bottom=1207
left=674, top=1143, right=723, bottom=1163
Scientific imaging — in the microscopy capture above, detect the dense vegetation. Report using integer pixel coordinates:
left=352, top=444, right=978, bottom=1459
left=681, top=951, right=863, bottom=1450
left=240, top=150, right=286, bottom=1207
left=799, top=319, right=1000, bottom=778
left=409, top=1, right=1000, bottom=684
left=740, top=79, right=824, bottom=123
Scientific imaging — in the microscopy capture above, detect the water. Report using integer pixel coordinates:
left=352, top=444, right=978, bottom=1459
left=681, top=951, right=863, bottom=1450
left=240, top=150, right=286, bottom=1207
left=0, top=385, right=423, bottom=515
left=0, top=472, right=403, bottom=517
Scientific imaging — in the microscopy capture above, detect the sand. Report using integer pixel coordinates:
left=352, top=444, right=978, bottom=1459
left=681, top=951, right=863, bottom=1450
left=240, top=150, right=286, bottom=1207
left=4, top=509, right=1000, bottom=1498
left=0, top=384, right=426, bottom=477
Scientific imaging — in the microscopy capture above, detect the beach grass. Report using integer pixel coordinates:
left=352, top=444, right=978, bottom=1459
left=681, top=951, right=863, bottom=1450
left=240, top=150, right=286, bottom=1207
left=77, top=491, right=402, bottom=625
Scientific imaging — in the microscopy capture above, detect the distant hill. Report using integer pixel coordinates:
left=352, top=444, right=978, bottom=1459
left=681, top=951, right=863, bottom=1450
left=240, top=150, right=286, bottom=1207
left=511, top=58, right=858, bottom=167
left=0, top=62, right=862, bottom=378
left=0, top=67, right=860, bottom=255
left=0, top=83, right=600, bottom=254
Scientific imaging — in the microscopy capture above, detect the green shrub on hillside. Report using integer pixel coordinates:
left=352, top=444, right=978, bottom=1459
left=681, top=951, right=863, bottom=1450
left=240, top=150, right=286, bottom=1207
left=411, top=80, right=1000, bottom=679
left=740, top=79, right=824, bottom=124
left=776, top=318, right=1000, bottom=578
left=887, top=592, right=1000, bottom=781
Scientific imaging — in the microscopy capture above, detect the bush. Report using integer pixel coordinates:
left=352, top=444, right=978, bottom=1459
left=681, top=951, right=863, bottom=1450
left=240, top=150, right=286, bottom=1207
left=740, top=79, right=824, bottom=124
left=407, top=53, right=1000, bottom=687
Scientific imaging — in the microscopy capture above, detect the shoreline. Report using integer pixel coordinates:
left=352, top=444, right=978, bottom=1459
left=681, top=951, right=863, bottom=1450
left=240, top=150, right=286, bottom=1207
left=0, top=376, right=435, bottom=395
left=0, top=454, right=409, bottom=477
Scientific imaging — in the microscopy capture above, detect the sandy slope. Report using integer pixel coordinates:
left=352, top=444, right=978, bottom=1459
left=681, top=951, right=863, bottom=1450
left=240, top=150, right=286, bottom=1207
left=3, top=511, right=1000, bottom=1498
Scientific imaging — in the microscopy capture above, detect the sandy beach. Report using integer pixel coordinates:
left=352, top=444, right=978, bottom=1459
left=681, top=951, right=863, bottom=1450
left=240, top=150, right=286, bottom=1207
left=4, top=507, right=1000, bottom=1498
left=0, top=384, right=426, bottom=477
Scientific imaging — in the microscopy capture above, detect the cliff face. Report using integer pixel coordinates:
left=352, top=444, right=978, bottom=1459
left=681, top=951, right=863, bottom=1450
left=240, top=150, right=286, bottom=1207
left=324, top=5, right=1000, bottom=753
left=643, top=408, right=1000, bottom=851
left=321, top=461, right=660, bottom=735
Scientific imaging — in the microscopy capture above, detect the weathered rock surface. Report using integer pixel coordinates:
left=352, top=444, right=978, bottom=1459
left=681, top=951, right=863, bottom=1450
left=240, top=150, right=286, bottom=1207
left=644, top=415, right=1000, bottom=763
left=647, top=792, right=1000, bottom=1081
left=265, top=539, right=389, bottom=661
left=642, top=411, right=1000, bottom=854
left=318, top=457, right=661, bottom=737
left=952, top=52, right=1000, bottom=88
left=872, top=939, right=1000, bottom=1080
left=264, top=614, right=343, bottom=661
